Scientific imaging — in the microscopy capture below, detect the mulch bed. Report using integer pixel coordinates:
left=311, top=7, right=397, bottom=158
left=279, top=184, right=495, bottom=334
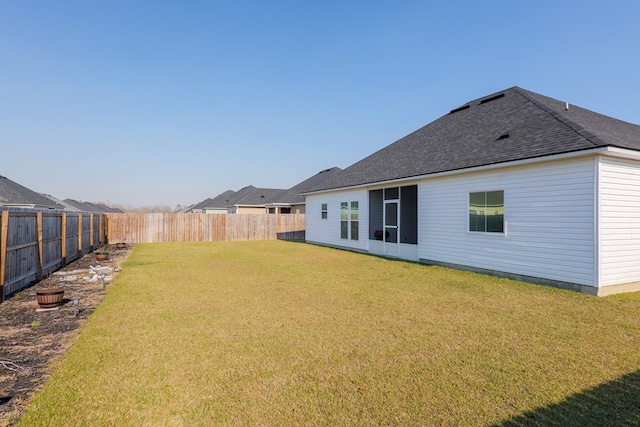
left=0, top=246, right=132, bottom=427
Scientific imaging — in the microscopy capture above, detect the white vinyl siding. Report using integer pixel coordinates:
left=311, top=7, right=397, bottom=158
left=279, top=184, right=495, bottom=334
left=599, top=157, right=640, bottom=286
left=419, top=157, right=596, bottom=286
left=306, top=188, right=368, bottom=252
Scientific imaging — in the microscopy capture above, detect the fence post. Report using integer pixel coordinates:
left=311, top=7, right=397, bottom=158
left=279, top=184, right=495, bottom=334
left=0, top=211, right=8, bottom=302
left=36, top=211, right=44, bottom=280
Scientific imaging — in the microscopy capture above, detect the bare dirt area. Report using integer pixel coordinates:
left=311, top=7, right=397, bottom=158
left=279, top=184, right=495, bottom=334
left=0, top=246, right=132, bottom=427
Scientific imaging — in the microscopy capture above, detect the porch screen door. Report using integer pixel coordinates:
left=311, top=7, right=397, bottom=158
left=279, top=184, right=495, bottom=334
left=384, top=200, right=398, bottom=255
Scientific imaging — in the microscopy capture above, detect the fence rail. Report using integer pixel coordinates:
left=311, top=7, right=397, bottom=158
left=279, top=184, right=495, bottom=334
left=106, top=213, right=306, bottom=244
left=0, top=208, right=106, bottom=301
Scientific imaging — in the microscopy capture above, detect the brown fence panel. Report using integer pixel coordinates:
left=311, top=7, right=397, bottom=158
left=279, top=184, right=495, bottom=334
left=3, top=210, right=39, bottom=296
left=80, top=213, right=92, bottom=255
left=42, top=211, right=64, bottom=277
left=106, top=213, right=305, bottom=244
left=0, top=208, right=106, bottom=301
left=65, top=213, right=80, bottom=264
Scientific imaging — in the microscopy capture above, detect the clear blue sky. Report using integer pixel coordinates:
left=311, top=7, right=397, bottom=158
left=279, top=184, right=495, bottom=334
left=2, top=1, right=639, bottom=209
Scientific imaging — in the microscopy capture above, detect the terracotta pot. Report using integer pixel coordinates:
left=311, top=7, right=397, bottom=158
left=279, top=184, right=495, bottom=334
left=116, top=243, right=126, bottom=249
left=36, top=288, right=64, bottom=308
left=95, top=252, right=109, bottom=261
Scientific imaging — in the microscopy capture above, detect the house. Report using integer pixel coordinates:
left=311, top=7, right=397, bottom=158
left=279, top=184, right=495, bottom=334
left=0, top=175, right=64, bottom=209
left=225, top=186, right=286, bottom=214
left=41, top=194, right=81, bottom=211
left=63, top=199, right=119, bottom=213
left=189, top=169, right=341, bottom=215
left=187, top=186, right=286, bottom=214
left=304, top=86, right=640, bottom=296
left=188, top=190, right=236, bottom=214
left=264, top=167, right=342, bottom=214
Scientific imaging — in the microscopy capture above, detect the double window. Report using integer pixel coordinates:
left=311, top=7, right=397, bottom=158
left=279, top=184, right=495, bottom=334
left=341, top=201, right=359, bottom=240
left=469, top=191, right=504, bottom=233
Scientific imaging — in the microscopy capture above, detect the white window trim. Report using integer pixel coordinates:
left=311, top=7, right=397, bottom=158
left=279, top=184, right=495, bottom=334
left=468, top=190, right=506, bottom=235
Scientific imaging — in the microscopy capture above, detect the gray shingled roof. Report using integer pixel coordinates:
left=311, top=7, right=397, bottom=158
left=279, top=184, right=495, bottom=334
left=41, top=194, right=81, bottom=211
left=190, top=190, right=236, bottom=211
left=0, top=175, right=64, bottom=209
left=190, top=186, right=288, bottom=211
left=230, top=186, right=286, bottom=206
left=190, top=169, right=342, bottom=211
left=63, top=199, right=112, bottom=213
left=268, top=167, right=342, bottom=204
left=309, top=86, right=640, bottom=192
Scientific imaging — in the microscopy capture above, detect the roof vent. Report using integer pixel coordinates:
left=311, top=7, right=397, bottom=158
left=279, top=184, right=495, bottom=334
left=449, top=104, right=470, bottom=114
left=496, top=133, right=510, bottom=140
left=480, top=93, right=505, bottom=104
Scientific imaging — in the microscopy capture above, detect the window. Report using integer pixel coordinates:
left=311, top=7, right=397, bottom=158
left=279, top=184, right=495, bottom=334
left=469, top=191, right=504, bottom=233
left=350, top=201, right=359, bottom=240
left=340, top=201, right=359, bottom=240
left=340, top=202, right=348, bottom=239
left=321, top=203, right=328, bottom=219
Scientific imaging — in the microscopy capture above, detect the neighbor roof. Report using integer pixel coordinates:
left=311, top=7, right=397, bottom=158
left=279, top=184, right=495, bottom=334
left=189, top=186, right=288, bottom=211
left=63, top=199, right=118, bottom=213
left=189, top=190, right=236, bottom=211
left=228, top=185, right=286, bottom=207
left=268, top=167, right=342, bottom=205
left=41, top=194, right=81, bottom=211
left=309, top=86, right=640, bottom=192
left=0, top=175, right=64, bottom=209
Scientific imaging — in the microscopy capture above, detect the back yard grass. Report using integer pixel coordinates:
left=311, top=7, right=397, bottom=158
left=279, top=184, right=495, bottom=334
left=16, top=241, right=640, bottom=426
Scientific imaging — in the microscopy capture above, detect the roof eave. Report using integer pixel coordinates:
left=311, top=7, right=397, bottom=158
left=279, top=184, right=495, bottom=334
left=264, top=203, right=293, bottom=207
left=304, top=147, right=624, bottom=195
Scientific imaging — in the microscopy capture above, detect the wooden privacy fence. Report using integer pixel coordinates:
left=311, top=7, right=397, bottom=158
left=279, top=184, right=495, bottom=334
left=0, top=208, right=106, bottom=302
left=106, top=213, right=306, bottom=244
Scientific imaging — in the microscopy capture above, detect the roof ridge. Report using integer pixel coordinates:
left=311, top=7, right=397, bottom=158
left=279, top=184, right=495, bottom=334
left=512, top=87, right=606, bottom=148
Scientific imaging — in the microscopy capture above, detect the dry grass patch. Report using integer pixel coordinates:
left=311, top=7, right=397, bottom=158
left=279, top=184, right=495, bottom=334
left=16, top=241, right=640, bottom=426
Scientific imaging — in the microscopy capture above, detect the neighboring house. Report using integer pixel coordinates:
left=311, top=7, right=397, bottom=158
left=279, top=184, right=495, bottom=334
left=304, top=86, right=640, bottom=296
left=176, top=204, right=196, bottom=213
left=41, top=194, right=81, bottom=211
left=188, top=190, right=236, bottom=214
left=265, top=167, right=342, bottom=214
left=188, top=186, right=286, bottom=214
left=225, top=186, right=286, bottom=214
left=0, top=175, right=64, bottom=209
left=188, top=168, right=340, bottom=215
left=63, top=199, right=123, bottom=213
left=96, top=204, right=125, bottom=213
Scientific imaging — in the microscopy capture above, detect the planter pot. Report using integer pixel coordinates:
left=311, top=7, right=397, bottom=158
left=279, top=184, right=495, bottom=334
left=95, top=252, right=109, bottom=261
left=116, top=243, right=126, bottom=249
left=36, top=288, right=64, bottom=308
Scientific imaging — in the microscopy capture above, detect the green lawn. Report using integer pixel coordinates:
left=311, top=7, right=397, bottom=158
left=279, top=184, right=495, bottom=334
left=17, top=241, right=640, bottom=426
